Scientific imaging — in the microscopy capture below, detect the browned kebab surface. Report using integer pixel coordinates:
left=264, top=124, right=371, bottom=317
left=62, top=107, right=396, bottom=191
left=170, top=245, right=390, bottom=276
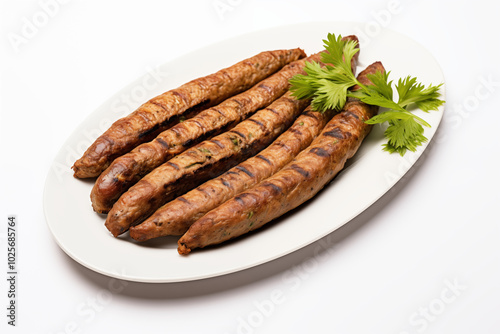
left=105, top=37, right=361, bottom=237
left=91, top=52, right=319, bottom=213
left=128, top=36, right=361, bottom=241
left=91, top=35, right=360, bottom=214
left=72, top=48, right=306, bottom=178
left=177, top=61, right=384, bottom=255
left=129, top=104, right=335, bottom=240
left=105, top=89, right=310, bottom=236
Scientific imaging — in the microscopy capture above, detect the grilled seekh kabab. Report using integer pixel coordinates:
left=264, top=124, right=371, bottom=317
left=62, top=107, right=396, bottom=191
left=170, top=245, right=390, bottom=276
left=91, top=36, right=359, bottom=213
left=177, top=61, right=384, bottom=255
left=105, top=90, right=310, bottom=236
left=91, top=53, right=317, bottom=213
left=129, top=36, right=361, bottom=241
left=129, top=104, right=336, bottom=240
left=105, top=37, right=360, bottom=236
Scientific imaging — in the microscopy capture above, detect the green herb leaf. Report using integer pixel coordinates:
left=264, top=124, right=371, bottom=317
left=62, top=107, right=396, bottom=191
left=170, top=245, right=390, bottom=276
left=289, top=34, right=359, bottom=112
left=383, top=118, right=428, bottom=155
left=366, top=71, right=394, bottom=100
left=396, top=77, right=444, bottom=112
left=289, top=33, right=444, bottom=156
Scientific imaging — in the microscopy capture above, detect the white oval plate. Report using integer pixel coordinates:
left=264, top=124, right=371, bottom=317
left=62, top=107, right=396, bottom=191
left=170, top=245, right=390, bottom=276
left=44, top=22, right=445, bottom=283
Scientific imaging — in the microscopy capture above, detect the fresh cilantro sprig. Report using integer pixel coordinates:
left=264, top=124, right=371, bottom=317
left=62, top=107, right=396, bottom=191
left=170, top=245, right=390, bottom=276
left=290, top=34, right=360, bottom=111
left=289, top=33, right=445, bottom=156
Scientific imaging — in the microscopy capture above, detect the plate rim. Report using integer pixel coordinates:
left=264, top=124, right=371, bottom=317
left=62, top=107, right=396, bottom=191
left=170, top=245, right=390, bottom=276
left=43, top=21, right=446, bottom=283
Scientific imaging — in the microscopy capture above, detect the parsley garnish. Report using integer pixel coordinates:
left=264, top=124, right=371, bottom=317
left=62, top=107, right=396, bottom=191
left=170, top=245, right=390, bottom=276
left=289, top=33, right=444, bottom=156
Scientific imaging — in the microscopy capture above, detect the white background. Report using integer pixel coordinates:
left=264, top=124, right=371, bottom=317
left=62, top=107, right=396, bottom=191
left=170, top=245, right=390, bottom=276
left=1, top=0, right=499, bottom=333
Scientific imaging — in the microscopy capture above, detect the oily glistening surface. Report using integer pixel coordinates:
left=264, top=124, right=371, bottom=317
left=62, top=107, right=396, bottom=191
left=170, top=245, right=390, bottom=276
left=43, top=22, right=445, bottom=283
